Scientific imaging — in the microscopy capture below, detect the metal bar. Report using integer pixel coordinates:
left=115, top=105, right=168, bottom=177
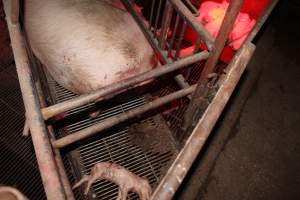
left=167, top=13, right=180, bottom=56
left=9, top=0, right=19, bottom=24
left=175, top=19, right=187, bottom=60
left=182, top=0, right=199, bottom=16
left=154, top=0, right=163, bottom=33
left=35, top=80, right=75, bottom=200
left=2, top=1, right=67, bottom=199
left=151, top=41, right=256, bottom=200
left=183, top=0, right=244, bottom=129
left=244, top=0, right=279, bottom=44
left=170, top=0, right=214, bottom=51
left=122, top=0, right=193, bottom=96
left=52, top=84, right=197, bottom=149
left=149, top=0, right=156, bottom=30
left=159, top=1, right=173, bottom=49
left=41, top=51, right=209, bottom=120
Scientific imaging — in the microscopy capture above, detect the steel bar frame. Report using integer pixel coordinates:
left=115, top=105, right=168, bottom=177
left=2, top=0, right=277, bottom=199
left=183, top=0, right=244, bottom=129
left=151, top=41, right=256, bottom=200
left=2, top=0, right=67, bottom=199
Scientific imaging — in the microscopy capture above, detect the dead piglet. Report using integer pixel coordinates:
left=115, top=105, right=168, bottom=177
left=73, top=162, right=152, bottom=200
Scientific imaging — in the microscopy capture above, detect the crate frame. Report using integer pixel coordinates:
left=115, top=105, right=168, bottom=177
left=2, top=0, right=278, bottom=199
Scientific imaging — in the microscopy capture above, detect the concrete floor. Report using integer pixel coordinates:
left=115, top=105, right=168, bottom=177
left=178, top=1, right=300, bottom=200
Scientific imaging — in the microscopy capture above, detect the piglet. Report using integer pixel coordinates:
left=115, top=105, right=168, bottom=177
left=24, top=0, right=159, bottom=94
left=73, top=162, right=152, bottom=200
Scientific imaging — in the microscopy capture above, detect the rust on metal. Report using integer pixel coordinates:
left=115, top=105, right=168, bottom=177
left=170, top=0, right=214, bottom=51
left=41, top=51, right=209, bottom=120
left=3, top=0, right=67, bottom=199
left=151, top=42, right=256, bottom=200
left=53, top=84, right=197, bottom=149
left=35, top=80, right=75, bottom=200
left=8, top=0, right=19, bottom=24
left=183, top=0, right=244, bottom=129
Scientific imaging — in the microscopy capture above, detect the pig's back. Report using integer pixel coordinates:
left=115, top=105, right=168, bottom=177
left=25, top=0, right=155, bottom=94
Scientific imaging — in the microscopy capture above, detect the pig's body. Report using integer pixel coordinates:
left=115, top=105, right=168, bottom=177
left=24, top=0, right=158, bottom=94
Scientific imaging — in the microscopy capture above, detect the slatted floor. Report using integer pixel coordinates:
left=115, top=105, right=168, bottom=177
left=0, top=63, right=46, bottom=199
left=47, top=75, right=176, bottom=200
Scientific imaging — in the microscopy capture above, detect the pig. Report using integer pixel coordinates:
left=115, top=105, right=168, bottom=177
left=24, top=0, right=159, bottom=94
left=73, top=162, right=152, bottom=200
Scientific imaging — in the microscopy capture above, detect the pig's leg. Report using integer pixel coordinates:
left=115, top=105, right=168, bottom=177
left=116, top=186, right=128, bottom=200
left=73, top=175, right=90, bottom=189
left=84, top=176, right=99, bottom=195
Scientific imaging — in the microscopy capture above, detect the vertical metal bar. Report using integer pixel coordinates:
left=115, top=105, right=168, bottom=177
left=149, top=0, right=156, bottom=30
left=168, top=13, right=180, bottom=56
left=170, top=0, right=214, bottom=51
left=183, top=0, right=244, bottom=129
left=159, top=1, right=173, bottom=49
left=10, top=0, right=19, bottom=24
left=2, top=1, right=67, bottom=199
left=175, top=19, right=187, bottom=60
left=35, top=80, right=75, bottom=200
left=193, top=37, right=201, bottom=54
left=151, top=42, right=256, bottom=200
left=154, top=0, right=163, bottom=33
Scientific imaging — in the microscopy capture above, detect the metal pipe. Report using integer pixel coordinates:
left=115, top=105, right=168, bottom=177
left=122, top=0, right=193, bottom=94
left=244, top=0, right=279, bottom=44
left=2, top=1, right=67, bottom=199
left=41, top=51, right=209, bottom=120
left=183, top=0, right=244, bottom=129
left=35, top=81, right=75, bottom=200
left=8, top=0, right=19, bottom=24
left=52, top=84, right=197, bottom=149
left=159, top=1, right=173, bottom=49
left=170, top=0, right=214, bottom=51
left=151, top=41, right=256, bottom=200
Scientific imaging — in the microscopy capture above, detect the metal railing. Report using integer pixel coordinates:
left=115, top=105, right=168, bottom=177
left=2, top=0, right=278, bottom=199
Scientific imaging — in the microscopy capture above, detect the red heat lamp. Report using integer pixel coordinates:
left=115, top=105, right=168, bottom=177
left=178, top=0, right=269, bottom=63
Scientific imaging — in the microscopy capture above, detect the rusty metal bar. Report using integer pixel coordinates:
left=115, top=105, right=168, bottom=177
left=9, top=0, right=19, bottom=24
left=122, top=0, right=194, bottom=98
left=2, top=0, right=67, bottom=199
left=35, top=75, right=75, bottom=200
left=159, top=1, right=173, bottom=49
left=244, top=0, right=279, bottom=44
left=52, top=84, right=197, bottom=149
left=170, top=0, right=214, bottom=51
left=183, top=0, right=244, bottom=129
left=151, top=41, right=256, bottom=200
left=41, top=51, right=209, bottom=120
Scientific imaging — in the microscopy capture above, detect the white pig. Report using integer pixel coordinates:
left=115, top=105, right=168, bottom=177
left=24, top=0, right=159, bottom=94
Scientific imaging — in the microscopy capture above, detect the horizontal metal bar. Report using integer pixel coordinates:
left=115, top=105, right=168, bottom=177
left=2, top=1, right=67, bottom=199
left=183, top=0, right=244, bottom=129
left=170, top=0, right=214, bottom=51
left=42, top=51, right=209, bottom=120
left=121, top=0, right=193, bottom=93
left=151, top=41, right=256, bottom=200
left=52, top=84, right=197, bottom=148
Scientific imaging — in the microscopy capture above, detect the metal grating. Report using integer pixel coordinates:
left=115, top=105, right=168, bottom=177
left=46, top=73, right=176, bottom=199
left=0, top=63, right=46, bottom=199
